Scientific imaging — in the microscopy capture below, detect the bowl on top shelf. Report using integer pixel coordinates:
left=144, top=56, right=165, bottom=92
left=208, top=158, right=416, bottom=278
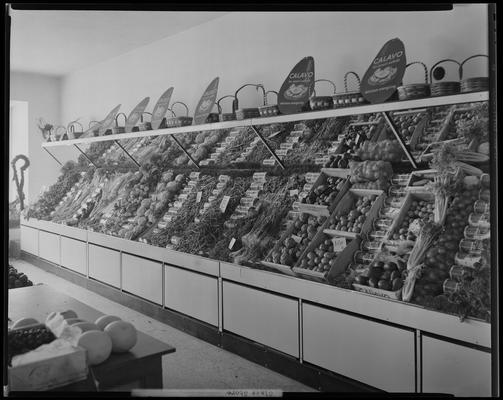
left=429, top=58, right=461, bottom=97
left=217, top=95, right=237, bottom=122
left=165, top=102, right=193, bottom=128
left=111, top=113, right=126, bottom=134
left=333, top=71, right=367, bottom=108
left=459, top=54, right=489, bottom=93
left=397, top=61, right=431, bottom=101
left=234, top=83, right=264, bottom=120
left=258, top=90, right=281, bottom=117
left=309, top=79, right=336, bottom=111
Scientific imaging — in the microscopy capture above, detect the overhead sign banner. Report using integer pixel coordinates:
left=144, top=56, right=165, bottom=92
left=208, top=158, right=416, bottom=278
left=361, top=38, right=406, bottom=104
left=193, top=77, right=219, bottom=125
left=151, top=88, right=174, bottom=130
left=278, top=57, right=315, bottom=115
left=125, top=97, right=150, bottom=133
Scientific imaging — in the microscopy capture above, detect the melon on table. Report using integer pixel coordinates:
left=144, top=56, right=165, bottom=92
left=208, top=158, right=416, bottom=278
left=77, top=330, right=112, bottom=365
left=104, top=320, right=138, bottom=353
left=95, top=315, right=122, bottom=330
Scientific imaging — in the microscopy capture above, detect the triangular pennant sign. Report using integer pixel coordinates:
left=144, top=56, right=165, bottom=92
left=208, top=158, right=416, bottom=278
left=193, top=77, right=220, bottom=125
left=278, top=57, right=315, bottom=115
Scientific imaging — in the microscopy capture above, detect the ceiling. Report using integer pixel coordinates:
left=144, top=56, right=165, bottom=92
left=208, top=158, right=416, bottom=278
left=9, top=9, right=229, bottom=76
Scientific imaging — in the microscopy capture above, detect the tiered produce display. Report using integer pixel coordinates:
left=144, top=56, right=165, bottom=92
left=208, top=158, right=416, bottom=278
left=24, top=100, right=492, bottom=322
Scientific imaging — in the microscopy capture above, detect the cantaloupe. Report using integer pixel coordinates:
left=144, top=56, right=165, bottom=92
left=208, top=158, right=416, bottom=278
left=105, top=321, right=137, bottom=353
left=95, top=315, right=122, bottom=330
left=77, top=330, right=112, bottom=365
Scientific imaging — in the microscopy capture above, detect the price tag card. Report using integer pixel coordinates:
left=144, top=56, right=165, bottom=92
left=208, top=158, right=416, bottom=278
left=252, top=172, right=267, bottom=182
left=189, top=172, right=200, bottom=179
left=289, top=189, right=299, bottom=197
left=263, top=159, right=276, bottom=166
left=332, top=236, right=347, bottom=252
left=207, top=196, right=216, bottom=202
left=216, top=182, right=227, bottom=190
left=219, top=175, right=231, bottom=182
left=246, top=189, right=260, bottom=198
left=290, top=130, right=305, bottom=136
left=250, top=182, right=265, bottom=190
left=280, top=142, right=295, bottom=150
left=196, top=191, right=202, bottom=203
left=276, top=149, right=289, bottom=157
left=178, top=193, right=189, bottom=200
left=291, top=234, right=303, bottom=244
left=305, top=173, right=320, bottom=183
left=199, top=160, right=210, bottom=166
left=287, top=136, right=301, bottom=143
left=220, top=195, right=231, bottom=213
left=228, top=237, right=237, bottom=250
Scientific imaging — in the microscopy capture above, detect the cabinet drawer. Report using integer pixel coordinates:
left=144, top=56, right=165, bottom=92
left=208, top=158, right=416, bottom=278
left=38, top=231, right=60, bottom=265
left=303, top=303, right=415, bottom=392
left=20, top=226, right=38, bottom=255
left=122, top=254, right=162, bottom=305
left=223, top=281, right=299, bottom=357
left=164, top=265, right=218, bottom=326
left=60, top=237, right=87, bottom=275
left=422, top=335, right=491, bottom=396
left=88, top=245, right=120, bottom=288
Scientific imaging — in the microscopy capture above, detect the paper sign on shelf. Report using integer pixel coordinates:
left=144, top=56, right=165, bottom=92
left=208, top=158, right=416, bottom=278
left=289, top=189, right=299, bottom=197
left=220, top=195, right=231, bottom=213
left=332, top=236, right=347, bottom=252
left=151, top=87, right=174, bottom=130
left=193, top=77, right=219, bottom=125
left=196, top=191, right=202, bottom=203
left=228, top=237, right=237, bottom=250
left=125, top=97, right=150, bottom=133
left=278, top=56, right=315, bottom=115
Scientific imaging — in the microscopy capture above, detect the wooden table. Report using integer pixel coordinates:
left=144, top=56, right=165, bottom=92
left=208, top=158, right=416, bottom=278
left=8, top=284, right=176, bottom=391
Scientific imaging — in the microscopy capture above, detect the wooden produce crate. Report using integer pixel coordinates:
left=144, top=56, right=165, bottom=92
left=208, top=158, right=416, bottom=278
left=322, top=189, right=385, bottom=239
left=406, top=169, right=437, bottom=193
left=292, top=232, right=361, bottom=283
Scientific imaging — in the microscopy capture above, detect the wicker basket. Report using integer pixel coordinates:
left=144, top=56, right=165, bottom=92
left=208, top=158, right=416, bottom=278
left=397, top=61, right=431, bottom=101
left=67, top=121, right=84, bottom=139
left=111, top=113, right=126, bottom=134
left=309, top=79, right=335, bottom=111
left=205, top=102, right=221, bottom=124
left=258, top=90, right=280, bottom=117
left=165, top=102, right=193, bottom=128
left=88, top=121, right=101, bottom=137
left=217, top=95, right=237, bottom=122
left=429, top=58, right=461, bottom=97
left=333, top=71, right=367, bottom=108
left=234, top=83, right=264, bottom=120
left=459, top=54, right=489, bottom=93
left=139, top=112, right=152, bottom=131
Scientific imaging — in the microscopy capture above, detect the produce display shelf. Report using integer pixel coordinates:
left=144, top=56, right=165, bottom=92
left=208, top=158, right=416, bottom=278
left=42, top=91, right=488, bottom=149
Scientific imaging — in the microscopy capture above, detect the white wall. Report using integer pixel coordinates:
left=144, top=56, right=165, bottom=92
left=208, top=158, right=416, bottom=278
left=9, top=101, right=29, bottom=202
left=61, top=5, right=488, bottom=125
left=10, top=71, right=77, bottom=203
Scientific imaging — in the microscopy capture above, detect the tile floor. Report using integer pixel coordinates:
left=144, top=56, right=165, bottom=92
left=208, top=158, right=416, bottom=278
left=9, top=258, right=315, bottom=393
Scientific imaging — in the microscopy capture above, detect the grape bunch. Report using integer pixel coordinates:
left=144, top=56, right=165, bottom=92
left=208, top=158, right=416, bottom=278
left=8, top=327, right=55, bottom=366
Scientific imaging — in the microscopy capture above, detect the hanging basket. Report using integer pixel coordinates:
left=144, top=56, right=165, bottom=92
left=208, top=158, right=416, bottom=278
left=309, top=79, right=335, bottom=111
left=67, top=121, right=84, bottom=139
left=217, top=95, right=237, bottom=122
left=397, top=61, right=431, bottom=101
left=111, top=113, right=126, bottom=134
left=234, top=84, right=264, bottom=120
left=139, top=112, right=152, bottom=131
left=459, top=54, right=489, bottom=93
left=333, top=72, right=367, bottom=108
left=429, top=58, right=461, bottom=97
left=165, top=102, right=193, bottom=128
left=258, top=90, right=280, bottom=117
left=205, top=102, right=221, bottom=124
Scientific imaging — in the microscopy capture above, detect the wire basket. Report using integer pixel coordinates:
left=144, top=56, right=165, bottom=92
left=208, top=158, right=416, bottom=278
left=429, top=58, right=461, bottom=97
left=165, top=102, right=193, bottom=128
left=333, top=71, right=367, bottom=108
left=459, top=54, right=489, bottom=93
left=397, top=61, right=431, bottom=101
left=258, top=90, right=280, bottom=117
left=205, top=102, right=221, bottom=124
left=139, top=112, right=152, bottom=131
left=217, top=95, right=237, bottom=122
left=234, top=84, right=264, bottom=120
left=309, top=79, right=335, bottom=111
left=111, top=113, right=126, bottom=134
left=67, top=121, right=84, bottom=139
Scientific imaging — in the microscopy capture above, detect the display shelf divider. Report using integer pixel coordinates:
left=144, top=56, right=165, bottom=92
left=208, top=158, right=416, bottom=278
left=42, top=147, right=63, bottom=166
left=171, top=135, right=200, bottom=169
left=382, top=111, right=418, bottom=169
left=73, top=144, right=98, bottom=168
left=250, top=125, right=285, bottom=169
left=113, top=140, right=141, bottom=169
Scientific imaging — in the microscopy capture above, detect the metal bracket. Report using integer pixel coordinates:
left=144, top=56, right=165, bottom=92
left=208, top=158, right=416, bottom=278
left=381, top=111, right=418, bottom=169
left=113, top=140, right=141, bottom=169
left=171, top=135, right=200, bottom=169
left=250, top=125, right=285, bottom=169
left=43, top=147, right=63, bottom=166
left=74, top=144, right=98, bottom=168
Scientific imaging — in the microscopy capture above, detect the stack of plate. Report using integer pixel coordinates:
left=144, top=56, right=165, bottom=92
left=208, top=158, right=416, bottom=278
left=461, top=77, right=489, bottom=93
left=430, top=81, right=461, bottom=97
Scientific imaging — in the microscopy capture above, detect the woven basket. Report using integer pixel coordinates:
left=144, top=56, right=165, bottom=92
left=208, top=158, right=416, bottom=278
left=139, top=112, right=152, bottom=131
left=333, top=71, right=367, bottom=108
left=111, top=113, right=126, bottom=134
left=88, top=121, right=101, bottom=137
left=459, top=54, right=489, bottom=93
left=217, top=95, right=237, bottom=122
left=258, top=90, right=280, bottom=117
left=309, top=79, right=335, bottom=111
left=234, top=83, right=264, bottom=120
left=204, top=102, right=221, bottom=124
left=397, top=61, right=430, bottom=101
left=165, top=102, right=193, bottom=128
left=429, top=58, right=461, bottom=97
left=67, top=121, right=84, bottom=139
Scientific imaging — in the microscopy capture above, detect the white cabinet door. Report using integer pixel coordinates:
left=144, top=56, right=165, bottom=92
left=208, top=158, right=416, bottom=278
left=222, top=281, right=299, bottom=358
left=88, top=244, right=120, bottom=288
left=122, top=253, right=163, bottom=305
left=60, top=237, right=87, bottom=275
left=164, top=265, right=218, bottom=326
left=303, top=303, right=416, bottom=392
left=20, top=226, right=38, bottom=255
left=38, top=231, right=60, bottom=265
left=422, top=335, right=491, bottom=396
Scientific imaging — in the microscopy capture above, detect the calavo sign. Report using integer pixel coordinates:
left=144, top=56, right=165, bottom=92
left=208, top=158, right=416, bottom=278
left=278, top=57, right=315, bottom=114
left=193, top=77, right=219, bottom=125
left=361, top=38, right=406, bottom=104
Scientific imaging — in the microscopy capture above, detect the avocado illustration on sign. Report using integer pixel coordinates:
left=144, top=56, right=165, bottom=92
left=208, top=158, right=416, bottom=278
left=278, top=57, right=315, bottom=115
left=193, top=77, right=219, bottom=125
left=361, top=38, right=406, bottom=104
left=125, top=97, right=150, bottom=133
left=151, top=88, right=174, bottom=130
